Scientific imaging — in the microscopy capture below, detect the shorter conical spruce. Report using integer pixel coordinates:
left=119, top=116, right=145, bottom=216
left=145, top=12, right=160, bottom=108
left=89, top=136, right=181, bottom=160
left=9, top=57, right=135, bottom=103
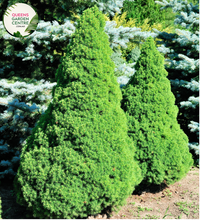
left=121, top=36, right=193, bottom=186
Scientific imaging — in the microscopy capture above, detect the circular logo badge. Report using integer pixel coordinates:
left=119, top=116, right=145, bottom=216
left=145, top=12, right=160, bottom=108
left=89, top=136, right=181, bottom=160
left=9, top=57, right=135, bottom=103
left=3, top=3, right=38, bottom=37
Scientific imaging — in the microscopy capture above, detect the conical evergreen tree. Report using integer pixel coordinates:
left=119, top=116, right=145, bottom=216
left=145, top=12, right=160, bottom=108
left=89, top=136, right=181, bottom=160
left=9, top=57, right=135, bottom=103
left=121, top=36, right=193, bottom=186
left=13, top=6, right=142, bottom=219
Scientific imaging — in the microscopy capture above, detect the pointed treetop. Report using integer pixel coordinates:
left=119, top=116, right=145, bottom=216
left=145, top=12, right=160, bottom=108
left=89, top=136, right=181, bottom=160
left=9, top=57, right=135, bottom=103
left=128, top=36, right=168, bottom=86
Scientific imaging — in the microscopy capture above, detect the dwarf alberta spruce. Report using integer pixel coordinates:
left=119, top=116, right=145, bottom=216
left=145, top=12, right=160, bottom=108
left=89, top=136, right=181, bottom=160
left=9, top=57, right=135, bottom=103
left=121, top=37, right=193, bottom=186
left=13, top=6, right=142, bottom=219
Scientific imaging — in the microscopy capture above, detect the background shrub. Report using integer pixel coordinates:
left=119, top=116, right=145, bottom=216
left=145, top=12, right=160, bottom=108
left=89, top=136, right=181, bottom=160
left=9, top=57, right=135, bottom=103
left=154, top=0, right=199, bottom=164
left=0, top=78, right=56, bottom=180
left=122, top=0, right=167, bottom=26
left=105, top=11, right=174, bottom=62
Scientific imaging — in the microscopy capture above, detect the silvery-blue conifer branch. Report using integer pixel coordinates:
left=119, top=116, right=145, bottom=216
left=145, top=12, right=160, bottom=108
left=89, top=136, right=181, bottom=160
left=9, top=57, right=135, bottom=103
left=116, top=63, right=136, bottom=87
left=105, top=20, right=158, bottom=49
left=188, top=121, right=199, bottom=159
left=115, top=63, right=136, bottom=77
left=105, top=20, right=158, bottom=86
left=175, top=29, right=199, bottom=52
left=175, top=11, right=199, bottom=30
left=164, top=56, right=199, bottom=75
left=183, top=79, right=199, bottom=92
left=110, top=47, right=136, bottom=86
left=0, top=20, right=76, bottom=62
left=155, top=0, right=199, bottom=161
left=0, top=81, right=56, bottom=138
left=0, top=143, right=20, bottom=179
left=188, top=143, right=199, bottom=160
left=154, top=29, right=199, bottom=59
left=180, top=96, right=199, bottom=109
left=155, top=0, right=199, bottom=14
left=0, top=79, right=56, bottom=113
left=188, top=121, right=199, bottom=136
left=0, top=79, right=56, bottom=179
left=170, top=79, right=199, bottom=93
left=117, top=76, right=131, bottom=87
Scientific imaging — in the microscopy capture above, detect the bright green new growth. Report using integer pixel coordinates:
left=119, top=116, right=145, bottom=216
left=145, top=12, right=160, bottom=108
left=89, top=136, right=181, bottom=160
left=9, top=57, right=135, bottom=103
left=121, top=37, right=193, bottom=186
left=13, top=6, right=141, bottom=219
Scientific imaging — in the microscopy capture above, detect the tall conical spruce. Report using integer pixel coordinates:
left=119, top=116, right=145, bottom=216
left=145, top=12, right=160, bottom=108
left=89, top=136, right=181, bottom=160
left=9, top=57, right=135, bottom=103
left=121, top=36, right=193, bottom=186
left=13, top=6, right=142, bottom=219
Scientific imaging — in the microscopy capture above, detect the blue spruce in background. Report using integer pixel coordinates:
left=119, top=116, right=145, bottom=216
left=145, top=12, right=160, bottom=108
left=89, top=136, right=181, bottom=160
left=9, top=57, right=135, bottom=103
left=127, top=46, right=141, bottom=63
left=154, top=0, right=199, bottom=164
left=0, top=78, right=56, bottom=180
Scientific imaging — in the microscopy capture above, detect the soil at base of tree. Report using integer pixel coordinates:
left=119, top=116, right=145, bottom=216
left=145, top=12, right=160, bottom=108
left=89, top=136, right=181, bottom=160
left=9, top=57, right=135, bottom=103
left=0, top=167, right=199, bottom=219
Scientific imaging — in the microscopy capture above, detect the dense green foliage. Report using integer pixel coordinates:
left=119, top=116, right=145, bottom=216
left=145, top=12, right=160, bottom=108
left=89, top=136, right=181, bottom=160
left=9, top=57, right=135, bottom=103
left=13, top=6, right=142, bottom=219
left=122, top=0, right=167, bottom=26
left=121, top=37, right=193, bottom=186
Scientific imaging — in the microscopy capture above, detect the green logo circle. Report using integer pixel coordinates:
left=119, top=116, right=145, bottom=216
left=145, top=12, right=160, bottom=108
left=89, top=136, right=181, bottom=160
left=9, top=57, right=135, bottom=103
left=3, top=3, right=38, bottom=37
